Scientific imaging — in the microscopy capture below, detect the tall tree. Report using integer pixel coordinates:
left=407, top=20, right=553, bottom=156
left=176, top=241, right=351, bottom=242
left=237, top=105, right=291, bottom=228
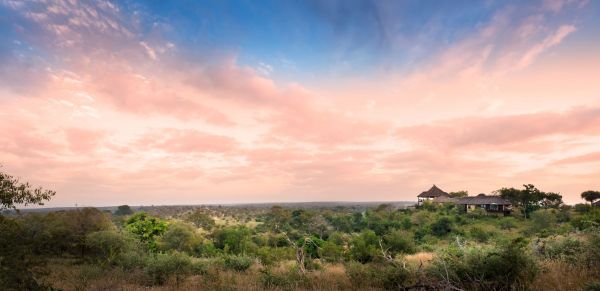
left=1, top=167, right=55, bottom=211
left=581, top=190, right=600, bottom=204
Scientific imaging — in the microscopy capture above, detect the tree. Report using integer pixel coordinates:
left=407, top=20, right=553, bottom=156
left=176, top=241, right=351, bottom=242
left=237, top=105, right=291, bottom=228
left=185, top=210, right=215, bottom=230
left=449, top=190, right=468, bottom=198
left=114, top=205, right=134, bottom=216
left=496, top=184, right=563, bottom=218
left=0, top=168, right=56, bottom=289
left=159, top=222, right=196, bottom=253
left=581, top=190, right=600, bottom=204
left=124, top=212, right=168, bottom=251
left=0, top=167, right=55, bottom=211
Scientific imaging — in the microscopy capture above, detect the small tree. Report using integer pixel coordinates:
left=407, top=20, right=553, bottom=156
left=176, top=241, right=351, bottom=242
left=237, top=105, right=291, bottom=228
left=0, top=167, right=55, bottom=211
left=581, top=190, right=600, bottom=204
left=124, top=212, right=168, bottom=251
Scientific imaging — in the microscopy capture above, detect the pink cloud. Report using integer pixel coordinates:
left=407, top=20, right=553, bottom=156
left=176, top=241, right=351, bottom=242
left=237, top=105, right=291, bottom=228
left=397, top=107, right=600, bottom=150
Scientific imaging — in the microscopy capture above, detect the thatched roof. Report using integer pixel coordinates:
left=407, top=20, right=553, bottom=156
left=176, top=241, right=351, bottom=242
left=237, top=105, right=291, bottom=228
left=417, top=185, right=450, bottom=198
left=456, top=193, right=511, bottom=205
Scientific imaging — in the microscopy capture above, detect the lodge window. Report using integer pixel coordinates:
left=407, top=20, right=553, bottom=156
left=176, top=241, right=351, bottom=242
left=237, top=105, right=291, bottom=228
left=490, top=204, right=498, bottom=211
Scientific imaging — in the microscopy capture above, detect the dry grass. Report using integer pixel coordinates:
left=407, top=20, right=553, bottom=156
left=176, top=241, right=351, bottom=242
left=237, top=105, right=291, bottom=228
left=531, top=260, right=599, bottom=291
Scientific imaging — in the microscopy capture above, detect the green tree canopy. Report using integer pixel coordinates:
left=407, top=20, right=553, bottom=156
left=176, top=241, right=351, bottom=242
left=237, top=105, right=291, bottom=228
left=114, top=205, right=134, bottom=216
left=496, top=184, right=563, bottom=218
left=581, top=190, right=600, bottom=204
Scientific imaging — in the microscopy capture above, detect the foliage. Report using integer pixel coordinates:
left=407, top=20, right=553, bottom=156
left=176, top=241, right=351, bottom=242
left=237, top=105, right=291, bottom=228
left=581, top=190, right=600, bottom=204
left=260, top=266, right=309, bottom=289
left=430, top=216, right=453, bottom=236
left=158, top=222, right=197, bottom=253
left=449, top=190, right=468, bottom=198
left=383, top=229, right=416, bottom=255
left=346, top=261, right=411, bottom=289
left=113, top=205, right=133, bottom=216
left=349, top=229, right=380, bottom=263
left=85, top=230, right=131, bottom=265
left=144, top=251, right=192, bottom=285
left=497, top=184, right=563, bottom=218
left=185, top=209, right=215, bottom=230
left=124, top=212, right=167, bottom=251
left=428, top=238, right=538, bottom=290
left=0, top=216, right=48, bottom=290
left=0, top=167, right=55, bottom=211
left=221, top=254, right=254, bottom=271
left=211, top=225, right=256, bottom=254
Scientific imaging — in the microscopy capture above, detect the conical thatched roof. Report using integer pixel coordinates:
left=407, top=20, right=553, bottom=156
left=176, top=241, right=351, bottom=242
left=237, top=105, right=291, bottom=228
left=417, top=185, right=450, bottom=198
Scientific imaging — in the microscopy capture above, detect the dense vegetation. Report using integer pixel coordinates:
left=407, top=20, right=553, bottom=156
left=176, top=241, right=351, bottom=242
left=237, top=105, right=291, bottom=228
left=1, top=170, right=600, bottom=290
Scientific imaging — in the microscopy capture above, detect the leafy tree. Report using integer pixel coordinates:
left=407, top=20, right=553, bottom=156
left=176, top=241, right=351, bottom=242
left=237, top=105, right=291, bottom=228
left=185, top=210, right=215, bottom=230
left=114, top=205, right=134, bottom=216
left=159, top=222, right=197, bottom=253
left=211, top=225, right=255, bottom=254
left=0, top=167, right=55, bottom=211
left=86, top=230, right=132, bottom=265
left=383, top=229, right=416, bottom=255
left=349, top=229, right=380, bottom=263
left=449, top=190, right=468, bottom=198
left=124, top=212, right=167, bottom=251
left=581, top=190, right=600, bottom=204
left=497, top=184, right=563, bottom=218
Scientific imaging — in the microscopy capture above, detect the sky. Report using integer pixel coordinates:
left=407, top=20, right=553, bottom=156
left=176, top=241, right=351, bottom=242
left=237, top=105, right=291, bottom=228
left=0, top=0, right=599, bottom=207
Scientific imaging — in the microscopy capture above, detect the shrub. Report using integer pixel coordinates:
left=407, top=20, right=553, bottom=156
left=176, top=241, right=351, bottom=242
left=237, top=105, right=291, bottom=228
left=468, top=226, right=493, bottom=243
left=499, top=217, right=517, bottom=230
left=124, top=212, right=167, bottom=251
left=85, top=230, right=131, bottom=265
left=430, top=216, right=453, bottom=237
left=116, top=249, right=147, bottom=271
left=158, top=222, right=196, bottom=253
left=144, top=251, right=192, bottom=285
left=349, top=230, right=380, bottom=263
left=383, top=229, right=416, bottom=255
left=430, top=238, right=538, bottom=290
left=194, top=239, right=219, bottom=257
left=221, top=254, right=254, bottom=271
left=345, top=261, right=410, bottom=289
left=211, top=225, right=257, bottom=254
left=257, top=246, right=294, bottom=266
left=260, top=267, right=309, bottom=289
left=545, top=236, right=584, bottom=264
left=319, top=241, right=345, bottom=262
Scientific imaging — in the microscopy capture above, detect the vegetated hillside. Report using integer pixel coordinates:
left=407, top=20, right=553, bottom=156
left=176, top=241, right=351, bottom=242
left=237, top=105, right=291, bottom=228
left=2, top=200, right=600, bottom=290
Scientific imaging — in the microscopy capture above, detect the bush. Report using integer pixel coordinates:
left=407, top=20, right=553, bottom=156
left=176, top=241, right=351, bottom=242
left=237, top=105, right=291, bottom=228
left=346, top=261, right=411, bottom=289
left=349, top=230, right=380, bottom=263
left=260, top=267, right=309, bottom=289
left=85, top=230, right=131, bottom=265
left=319, top=241, right=345, bottom=262
left=124, top=212, right=167, bottom=251
left=499, top=217, right=517, bottom=230
left=158, top=222, right=196, bottom=253
left=545, top=236, right=584, bottom=264
left=468, top=226, right=493, bottom=243
left=211, top=226, right=257, bottom=254
left=427, top=238, right=538, bottom=290
left=430, top=216, right=453, bottom=237
left=221, top=254, right=254, bottom=271
left=383, top=229, right=416, bottom=255
left=144, top=251, right=192, bottom=285
left=257, top=246, right=294, bottom=266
